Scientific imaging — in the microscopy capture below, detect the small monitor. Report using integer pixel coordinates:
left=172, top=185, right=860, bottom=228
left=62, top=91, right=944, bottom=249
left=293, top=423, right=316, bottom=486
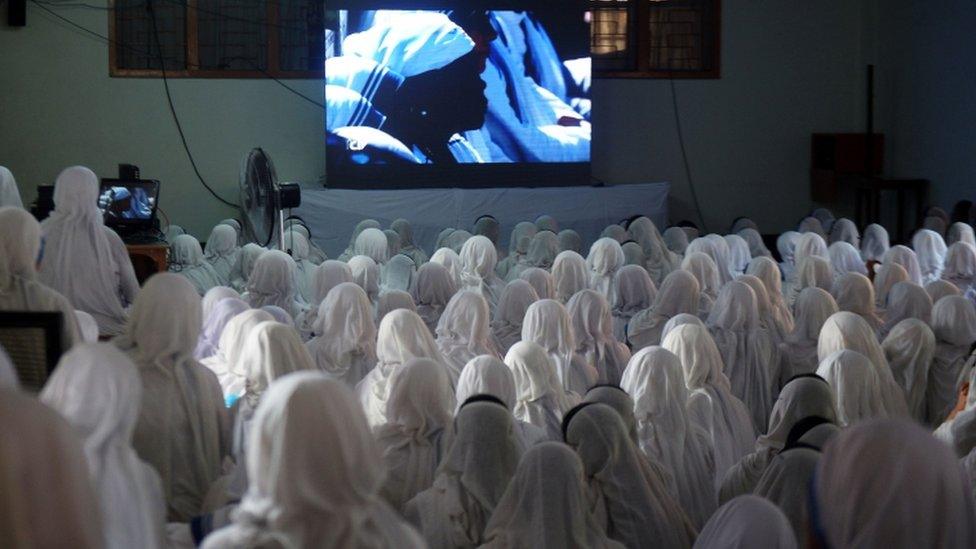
left=98, top=178, right=160, bottom=228
left=0, top=312, right=65, bottom=393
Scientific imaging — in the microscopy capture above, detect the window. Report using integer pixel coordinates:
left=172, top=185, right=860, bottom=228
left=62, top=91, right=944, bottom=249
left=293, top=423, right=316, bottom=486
left=109, top=0, right=324, bottom=78
left=590, top=0, right=721, bottom=78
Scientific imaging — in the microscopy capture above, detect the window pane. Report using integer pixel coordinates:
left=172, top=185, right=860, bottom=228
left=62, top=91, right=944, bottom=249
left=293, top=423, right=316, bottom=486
left=278, top=0, right=325, bottom=71
left=590, top=0, right=636, bottom=71
left=115, top=0, right=186, bottom=70
left=647, top=0, right=712, bottom=72
left=196, top=1, right=268, bottom=71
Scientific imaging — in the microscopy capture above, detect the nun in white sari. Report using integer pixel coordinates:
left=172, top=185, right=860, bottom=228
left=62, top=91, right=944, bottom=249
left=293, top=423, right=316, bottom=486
left=0, top=165, right=23, bottom=207
left=552, top=250, right=589, bottom=302
left=747, top=256, right=794, bottom=333
left=882, top=318, right=936, bottom=423
left=913, top=228, right=948, bottom=285
left=202, top=373, right=423, bottom=549
left=518, top=267, right=555, bottom=300
left=942, top=241, right=976, bottom=295
left=629, top=216, right=680, bottom=284
left=681, top=252, right=721, bottom=319
left=611, top=264, right=657, bottom=343
left=927, top=295, right=976, bottom=424
left=881, top=281, right=932, bottom=338
left=491, top=280, right=539, bottom=355
left=881, top=244, right=924, bottom=285
left=282, top=230, right=316, bottom=303
left=40, top=343, right=166, bottom=549
left=353, top=227, right=390, bottom=264
left=0, top=206, right=81, bottom=346
left=455, top=355, right=548, bottom=450
left=305, top=282, right=377, bottom=387
left=481, top=442, right=624, bottom=549
left=778, top=287, right=838, bottom=383
left=39, top=166, right=137, bottom=336
left=229, top=243, right=264, bottom=293
left=832, top=272, right=884, bottom=335
left=392, top=218, right=429, bottom=266
left=435, top=290, right=499, bottom=374
left=564, top=404, right=697, bottom=548
left=522, top=299, right=597, bottom=395
left=860, top=223, right=890, bottom=262
left=828, top=241, right=868, bottom=280
left=294, top=260, right=353, bottom=340
left=459, top=235, right=506, bottom=311
left=707, top=281, right=779, bottom=429
left=113, top=273, right=227, bottom=521
left=170, top=235, right=223, bottom=296
left=357, top=309, right=450, bottom=428
left=204, top=224, right=241, bottom=285
left=587, top=237, right=626, bottom=303
left=375, top=357, right=455, bottom=513
left=663, top=324, right=756, bottom=487
left=504, top=340, right=579, bottom=440
left=404, top=401, right=520, bottom=548
left=496, top=222, right=537, bottom=280
left=200, top=309, right=274, bottom=402
left=243, top=249, right=303, bottom=319
left=193, top=297, right=249, bottom=361
left=620, top=346, right=718, bottom=528
left=412, top=262, right=457, bottom=334
left=694, top=495, right=797, bottom=549
left=381, top=253, right=416, bottom=294
left=720, top=377, right=838, bottom=503
left=627, top=270, right=701, bottom=351
left=567, top=289, right=631, bottom=385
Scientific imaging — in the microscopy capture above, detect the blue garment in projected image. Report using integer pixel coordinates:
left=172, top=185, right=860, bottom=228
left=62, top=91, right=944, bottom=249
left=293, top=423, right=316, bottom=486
left=323, top=9, right=591, bottom=165
left=98, top=186, right=152, bottom=220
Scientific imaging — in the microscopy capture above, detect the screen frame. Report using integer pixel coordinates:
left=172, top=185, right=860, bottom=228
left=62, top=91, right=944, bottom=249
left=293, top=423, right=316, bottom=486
left=98, top=178, right=161, bottom=228
left=323, top=0, right=593, bottom=189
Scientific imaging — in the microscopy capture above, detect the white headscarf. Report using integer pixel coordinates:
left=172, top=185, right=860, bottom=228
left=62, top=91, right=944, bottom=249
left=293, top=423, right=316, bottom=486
left=627, top=270, right=701, bottom=351
left=694, top=495, right=797, bottom=549
left=194, top=297, right=249, bottom=360
left=720, top=377, right=838, bottom=502
left=354, top=227, right=390, bottom=264
left=75, top=309, right=100, bottom=343
left=707, top=281, right=777, bottom=429
left=813, top=419, right=976, bottom=548
left=376, top=290, right=417, bottom=324
left=816, top=349, right=887, bottom=425
left=558, top=229, right=583, bottom=254
left=495, top=222, right=537, bottom=280
left=411, top=262, right=457, bottom=334
left=747, top=257, right=795, bottom=333
left=39, top=166, right=130, bottom=335
left=860, top=223, right=890, bottom=262
left=611, top=264, right=656, bottom=342
left=628, top=216, right=679, bottom=285
left=0, top=206, right=81, bottom=346
left=942, top=241, right=976, bottom=294
left=565, top=404, right=696, bottom=548
left=831, top=272, right=883, bottom=332
left=568, top=289, right=631, bottom=386
left=817, top=311, right=908, bottom=417
left=552, top=250, right=589, bottom=303
left=344, top=11, right=475, bottom=78
left=587, top=237, right=626, bottom=302
left=913, top=229, right=949, bottom=285
left=738, top=274, right=789, bottom=344
left=828, top=241, right=868, bottom=280
left=491, top=280, right=539, bottom=355
left=664, top=226, right=691, bottom=255
left=882, top=318, right=936, bottom=423
left=522, top=231, right=559, bottom=271
left=663, top=324, right=756, bottom=486
left=926, top=278, right=962, bottom=303
left=201, top=286, right=240, bottom=321
left=873, top=262, right=909, bottom=309
left=169, top=234, right=223, bottom=296
left=829, top=218, right=859, bottom=247
left=436, top=290, right=498, bottom=375
left=0, top=166, right=23, bottom=208
left=753, top=447, right=820, bottom=542
left=777, top=231, right=801, bottom=279
left=481, top=442, right=625, bottom=549
left=295, top=260, right=353, bottom=339
left=204, top=224, right=241, bottom=285
left=230, top=243, right=265, bottom=292
left=244, top=249, right=301, bottom=318
left=375, top=358, right=455, bottom=512
left=281, top=230, right=315, bottom=302
left=948, top=222, right=976, bottom=246
left=357, top=309, right=449, bottom=428
left=460, top=235, right=505, bottom=310
left=622, top=241, right=645, bottom=267
left=779, top=287, right=838, bottom=382
left=521, top=299, right=596, bottom=395
left=787, top=256, right=833, bottom=308
left=620, top=346, right=718, bottom=527
left=40, top=343, right=166, bottom=549
left=201, top=309, right=274, bottom=399
left=112, top=273, right=225, bottom=521
left=381, top=253, right=416, bottom=294
left=725, top=234, right=751, bottom=277
left=203, top=373, right=422, bottom=549
left=338, top=220, right=382, bottom=263
left=392, top=218, right=429, bottom=266
left=306, top=282, right=376, bottom=386
left=882, top=281, right=932, bottom=337
left=738, top=228, right=771, bottom=258
left=882, top=245, right=923, bottom=285
left=348, top=254, right=381, bottom=304
left=404, top=401, right=520, bottom=548
left=928, top=295, right=976, bottom=423
left=798, top=216, right=828, bottom=239
left=681, top=252, right=720, bottom=317
left=503, top=340, right=577, bottom=439
left=0, top=386, right=103, bottom=548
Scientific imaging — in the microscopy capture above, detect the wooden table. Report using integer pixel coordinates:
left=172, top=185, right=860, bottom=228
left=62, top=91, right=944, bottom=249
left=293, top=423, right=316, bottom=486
left=126, top=243, right=169, bottom=285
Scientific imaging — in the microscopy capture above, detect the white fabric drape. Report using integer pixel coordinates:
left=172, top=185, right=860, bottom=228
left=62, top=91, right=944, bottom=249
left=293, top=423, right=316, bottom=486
left=694, top=495, right=797, bottom=549
left=587, top=237, right=626, bottom=303
left=521, top=298, right=596, bottom=394
left=460, top=235, right=506, bottom=310
left=518, top=267, right=555, bottom=300
left=201, top=309, right=274, bottom=400
left=832, top=272, right=883, bottom=334
left=194, top=297, right=249, bottom=361
left=0, top=166, right=23, bottom=208
left=753, top=447, right=820, bottom=542
left=202, top=373, right=423, bottom=549
left=943, top=241, right=976, bottom=295
left=503, top=340, right=578, bottom=440
left=381, top=254, right=417, bottom=295
left=828, top=241, right=868, bottom=280
left=306, top=282, right=377, bottom=387
left=568, top=289, right=631, bottom=385
left=779, top=287, right=837, bottom=383
left=816, top=349, right=887, bottom=425
left=628, top=216, right=679, bottom=285
left=204, top=224, right=241, bottom=286
left=39, top=166, right=131, bottom=335
left=928, top=295, right=976, bottom=424
left=412, top=262, right=458, bottom=334
left=882, top=318, right=936, bottom=423
left=354, top=227, right=390, bottom=264
left=912, top=229, right=948, bottom=285
left=860, top=223, right=890, bottom=262
left=295, top=260, right=353, bottom=339
left=491, top=280, right=539, bottom=355
left=628, top=270, right=701, bottom=351
left=376, top=290, right=417, bottom=324
left=882, top=245, right=923, bottom=285
left=349, top=255, right=381, bottom=303
left=829, top=218, right=859, bottom=248
left=170, top=235, right=223, bottom=296
left=681, top=252, right=721, bottom=318
left=881, top=281, right=932, bottom=338
left=40, top=343, right=166, bottom=549
left=552, top=250, right=589, bottom=303
left=436, top=290, right=499, bottom=375
left=392, top=218, right=430, bottom=266
left=611, top=264, right=656, bottom=343
left=244, top=249, right=302, bottom=319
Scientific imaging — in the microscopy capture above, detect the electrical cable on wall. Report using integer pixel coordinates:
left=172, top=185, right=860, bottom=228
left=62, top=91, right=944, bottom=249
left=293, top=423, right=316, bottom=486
left=669, top=74, right=708, bottom=233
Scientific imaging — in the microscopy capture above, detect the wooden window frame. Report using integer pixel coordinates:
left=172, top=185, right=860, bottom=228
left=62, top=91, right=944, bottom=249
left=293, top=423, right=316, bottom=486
left=108, top=0, right=322, bottom=79
left=594, top=0, right=721, bottom=80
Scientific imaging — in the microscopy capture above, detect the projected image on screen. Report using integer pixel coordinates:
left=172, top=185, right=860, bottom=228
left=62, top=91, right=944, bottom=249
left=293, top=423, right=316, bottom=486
left=97, top=182, right=156, bottom=221
left=324, top=9, right=591, bottom=165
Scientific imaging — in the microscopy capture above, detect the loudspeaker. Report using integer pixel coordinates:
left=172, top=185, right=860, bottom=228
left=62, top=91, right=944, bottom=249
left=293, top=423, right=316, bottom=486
left=8, top=0, right=26, bottom=27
